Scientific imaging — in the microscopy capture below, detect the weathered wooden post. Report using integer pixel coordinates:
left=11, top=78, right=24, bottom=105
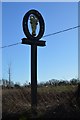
left=21, top=9, right=46, bottom=115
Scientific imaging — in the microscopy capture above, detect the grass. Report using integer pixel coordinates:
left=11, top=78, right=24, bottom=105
left=2, top=85, right=80, bottom=119
left=37, top=84, right=76, bottom=93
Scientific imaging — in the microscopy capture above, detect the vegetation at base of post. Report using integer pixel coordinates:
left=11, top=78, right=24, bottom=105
left=1, top=78, right=80, bottom=120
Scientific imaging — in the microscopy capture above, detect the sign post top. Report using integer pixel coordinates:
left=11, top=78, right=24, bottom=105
left=22, top=9, right=45, bottom=41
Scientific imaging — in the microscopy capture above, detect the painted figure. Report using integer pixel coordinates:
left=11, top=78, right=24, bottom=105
left=30, top=15, right=38, bottom=36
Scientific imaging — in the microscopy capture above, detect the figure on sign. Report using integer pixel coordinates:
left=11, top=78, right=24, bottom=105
left=30, top=15, right=38, bottom=36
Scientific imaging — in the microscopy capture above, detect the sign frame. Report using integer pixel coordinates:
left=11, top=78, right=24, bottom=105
left=23, top=9, right=45, bottom=41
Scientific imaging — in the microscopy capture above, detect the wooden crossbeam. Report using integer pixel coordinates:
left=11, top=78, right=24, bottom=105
left=22, top=38, right=46, bottom=47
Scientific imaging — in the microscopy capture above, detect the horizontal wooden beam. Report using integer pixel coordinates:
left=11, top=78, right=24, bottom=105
left=21, top=38, right=46, bottom=47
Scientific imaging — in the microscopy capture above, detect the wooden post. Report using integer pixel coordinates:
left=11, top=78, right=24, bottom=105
left=22, top=38, right=46, bottom=117
left=22, top=9, right=45, bottom=118
left=31, top=44, right=37, bottom=114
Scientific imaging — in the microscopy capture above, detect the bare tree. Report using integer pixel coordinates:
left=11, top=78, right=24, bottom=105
left=8, top=63, right=12, bottom=87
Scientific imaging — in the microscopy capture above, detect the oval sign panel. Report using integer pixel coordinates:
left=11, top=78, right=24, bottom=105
left=23, top=9, right=45, bottom=41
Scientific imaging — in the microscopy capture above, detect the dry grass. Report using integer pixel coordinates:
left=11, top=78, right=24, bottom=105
left=2, top=85, right=80, bottom=119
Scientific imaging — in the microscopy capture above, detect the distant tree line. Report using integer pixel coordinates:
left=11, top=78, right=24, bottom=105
left=0, top=79, right=14, bottom=88
left=0, top=79, right=21, bottom=89
left=38, top=78, right=80, bottom=87
left=0, top=78, right=80, bottom=89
